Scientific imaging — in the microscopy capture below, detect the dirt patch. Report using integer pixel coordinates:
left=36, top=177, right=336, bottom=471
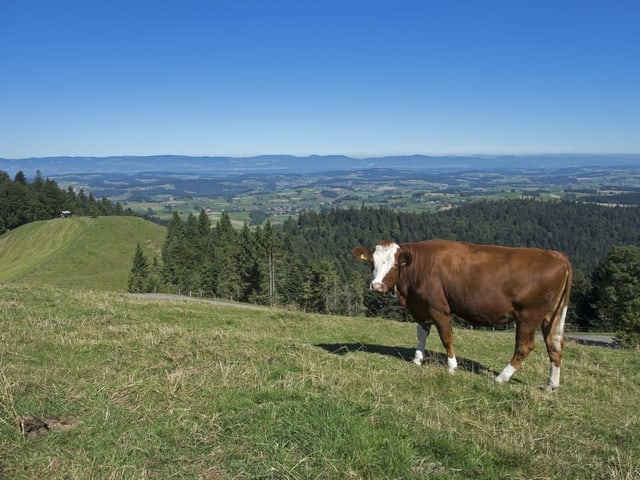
left=16, top=415, right=79, bottom=438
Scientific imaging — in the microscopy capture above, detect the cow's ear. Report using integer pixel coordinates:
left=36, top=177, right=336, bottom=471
left=398, top=251, right=412, bottom=267
left=353, top=246, right=372, bottom=262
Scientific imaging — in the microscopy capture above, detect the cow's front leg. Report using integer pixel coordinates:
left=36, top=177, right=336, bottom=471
left=496, top=320, right=536, bottom=384
left=431, top=311, right=457, bottom=373
left=412, top=323, right=431, bottom=365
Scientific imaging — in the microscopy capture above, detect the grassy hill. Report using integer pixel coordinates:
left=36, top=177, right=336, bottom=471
left=1, top=284, right=638, bottom=479
left=0, top=216, right=166, bottom=291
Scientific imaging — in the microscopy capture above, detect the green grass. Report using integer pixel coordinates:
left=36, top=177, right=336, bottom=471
left=0, top=217, right=166, bottom=291
left=1, top=284, right=639, bottom=479
left=0, top=218, right=84, bottom=280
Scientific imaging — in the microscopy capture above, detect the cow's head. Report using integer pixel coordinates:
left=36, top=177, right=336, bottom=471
left=353, top=241, right=412, bottom=293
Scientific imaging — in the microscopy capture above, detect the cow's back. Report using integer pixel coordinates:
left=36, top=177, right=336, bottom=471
left=401, top=240, right=570, bottom=326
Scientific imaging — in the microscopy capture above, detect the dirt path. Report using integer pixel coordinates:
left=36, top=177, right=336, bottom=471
left=125, top=293, right=271, bottom=311
left=565, top=334, right=617, bottom=348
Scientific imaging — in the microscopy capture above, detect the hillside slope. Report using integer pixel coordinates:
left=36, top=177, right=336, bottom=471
left=0, top=216, right=166, bottom=291
left=1, top=284, right=639, bottom=479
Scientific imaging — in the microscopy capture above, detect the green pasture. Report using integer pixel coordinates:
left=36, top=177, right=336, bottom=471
left=1, top=284, right=638, bottom=479
left=0, top=217, right=166, bottom=291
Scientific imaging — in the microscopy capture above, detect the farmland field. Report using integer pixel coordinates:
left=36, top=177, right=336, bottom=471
left=47, top=165, right=640, bottom=225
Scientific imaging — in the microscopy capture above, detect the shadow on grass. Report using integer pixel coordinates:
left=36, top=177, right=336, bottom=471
left=314, top=342, right=498, bottom=377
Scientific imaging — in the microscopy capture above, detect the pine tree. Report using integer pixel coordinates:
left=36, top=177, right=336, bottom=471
left=198, top=209, right=211, bottom=237
left=14, top=170, right=27, bottom=185
left=258, top=221, right=284, bottom=306
left=300, top=258, right=341, bottom=314
left=618, top=299, right=640, bottom=349
left=237, top=223, right=260, bottom=302
left=128, top=243, right=150, bottom=293
left=162, top=212, right=199, bottom=293
left=593, top=245, right=640, bottom=347
left=147, top=256, right=162, bottom=293
left=86, top=192, right=100, bottom=217
left=65, top=186, right=76, bottom=212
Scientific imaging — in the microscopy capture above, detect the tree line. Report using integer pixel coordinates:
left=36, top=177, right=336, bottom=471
left=129, top=210, right=366, bottom=315
left=130, top=201, right=640, bottom=348
left=3, top=168, right=636, bottom=346
left=0, top=170, right=131, bottom=233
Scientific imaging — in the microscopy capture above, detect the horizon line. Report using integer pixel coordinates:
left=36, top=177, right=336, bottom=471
left=2, top=152, right=640, bottom=161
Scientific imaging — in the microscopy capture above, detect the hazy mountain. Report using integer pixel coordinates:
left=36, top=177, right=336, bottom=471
left=1, top=154, right=639, bottom=177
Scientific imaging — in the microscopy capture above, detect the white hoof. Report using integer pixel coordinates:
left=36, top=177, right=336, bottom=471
left=447, top=356, right=458, bottom=374
left=543, top=383, right=559, bottom=392
left=495, top=364, right=517, bottom=384
left=412, top=350, right=424, bottom=365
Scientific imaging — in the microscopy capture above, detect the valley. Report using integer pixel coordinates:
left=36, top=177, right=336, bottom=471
left=53, top=165, right=640, bottom=225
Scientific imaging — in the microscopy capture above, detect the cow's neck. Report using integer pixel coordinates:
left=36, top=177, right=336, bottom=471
left=395, top=275, right=411, bottom=307
left=394, top=284, right=407, bottom=307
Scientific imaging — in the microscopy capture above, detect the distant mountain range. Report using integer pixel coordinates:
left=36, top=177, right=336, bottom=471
left=1, top=154, right=639, bottom=177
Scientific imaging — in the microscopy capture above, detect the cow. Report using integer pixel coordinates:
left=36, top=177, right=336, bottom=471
left=353, top=240, right=572, bottom=390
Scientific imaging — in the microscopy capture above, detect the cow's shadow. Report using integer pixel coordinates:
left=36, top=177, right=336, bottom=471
left=314, top=342, right=497, bottom=377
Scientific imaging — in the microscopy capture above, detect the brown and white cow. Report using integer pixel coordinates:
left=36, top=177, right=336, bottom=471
left=353, top=240, right=573, bottom=390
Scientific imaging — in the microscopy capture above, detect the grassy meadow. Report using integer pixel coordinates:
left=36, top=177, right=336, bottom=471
left=1, top=284, right=639, bottom=479
left=0, top=217, right=166, bottom=291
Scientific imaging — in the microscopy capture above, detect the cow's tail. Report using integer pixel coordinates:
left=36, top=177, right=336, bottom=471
left=550, top=258, right=573, bottom=352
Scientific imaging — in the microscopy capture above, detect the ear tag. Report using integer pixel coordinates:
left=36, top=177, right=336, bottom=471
left=360, top=253, right=368, bottom=261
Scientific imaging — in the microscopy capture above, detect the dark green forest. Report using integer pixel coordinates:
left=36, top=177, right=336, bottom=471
left=2, top=169, right=638, bottom=345
left=0, top=170, right=131, bottom=233
left=130, top=200, right=640, bottom=346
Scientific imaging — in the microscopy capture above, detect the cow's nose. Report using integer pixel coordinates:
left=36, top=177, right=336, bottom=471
left=371, top=282, right=387, bottom=293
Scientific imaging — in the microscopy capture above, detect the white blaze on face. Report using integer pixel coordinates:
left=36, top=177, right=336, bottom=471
left=370, top=242, right=400, bottom=290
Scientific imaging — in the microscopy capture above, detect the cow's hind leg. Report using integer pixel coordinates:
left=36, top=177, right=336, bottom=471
left=541, top=305, right=567, bottom=391
left=496, top=320, right=537, bottom=384
left=413, top=323, right=432, bottom=365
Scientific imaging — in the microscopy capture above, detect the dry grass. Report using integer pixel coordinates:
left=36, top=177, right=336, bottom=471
left=0, top=368, right=19, bottom=429
left=1, top=283, right=639, bottom=479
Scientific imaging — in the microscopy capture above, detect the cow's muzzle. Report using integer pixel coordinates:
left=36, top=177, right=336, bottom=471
left=370, top=282, right=388, bottom=293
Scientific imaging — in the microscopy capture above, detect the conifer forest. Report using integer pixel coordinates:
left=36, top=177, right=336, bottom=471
left=2, top=169, right=639, bottom=346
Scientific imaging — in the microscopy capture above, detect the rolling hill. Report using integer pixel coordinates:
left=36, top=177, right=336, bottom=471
left=0, top=216, right=166, bottom=291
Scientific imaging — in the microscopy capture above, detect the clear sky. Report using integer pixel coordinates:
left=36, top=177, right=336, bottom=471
left=1, top=0, right=639, bottom=159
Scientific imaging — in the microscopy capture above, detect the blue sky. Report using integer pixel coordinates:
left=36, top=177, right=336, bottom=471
left=1, top=0, right=639, bottom=158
